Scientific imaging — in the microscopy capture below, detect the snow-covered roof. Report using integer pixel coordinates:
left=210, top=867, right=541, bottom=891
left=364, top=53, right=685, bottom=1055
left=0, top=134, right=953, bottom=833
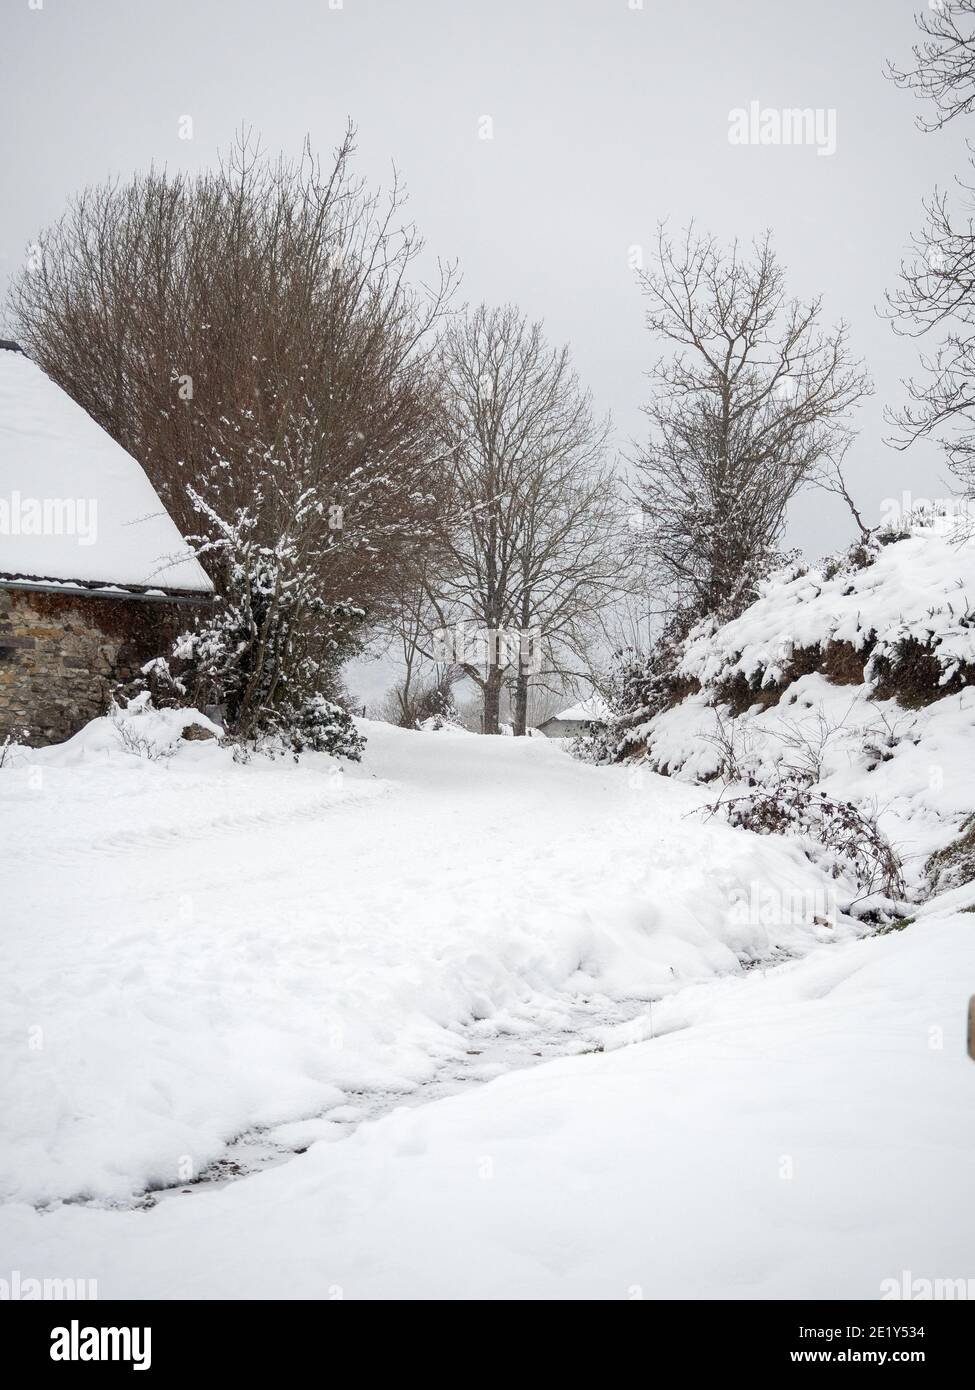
left=0, top=346, right=212, bottom=597
left=547, top=695, right=610, bottom=724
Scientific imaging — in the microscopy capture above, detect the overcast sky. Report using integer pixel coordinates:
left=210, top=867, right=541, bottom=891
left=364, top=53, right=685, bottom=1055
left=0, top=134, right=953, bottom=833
left=1, top=0, right=969, bottom=659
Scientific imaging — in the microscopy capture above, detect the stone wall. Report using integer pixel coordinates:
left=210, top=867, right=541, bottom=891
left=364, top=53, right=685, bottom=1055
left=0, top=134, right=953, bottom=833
left=0, top=587, right=195, bottom=746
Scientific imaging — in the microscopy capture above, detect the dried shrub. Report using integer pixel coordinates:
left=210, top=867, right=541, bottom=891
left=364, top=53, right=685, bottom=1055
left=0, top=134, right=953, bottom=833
left=820, top=539, right=881, bottom=581
left=0, top=729, right=29, bottom=768
left=712, top=669, right=781, bottom=717
left=712, top=642, right=865, bottom=717
left=706, top=772, right=906, bottom=902
left=821, top=639, right=870, bottom=685
left=577, top=620, right=700, bottom=763
left=382, top=665, right=462, bottom=730
left=869, top=636, right=975, bottom=708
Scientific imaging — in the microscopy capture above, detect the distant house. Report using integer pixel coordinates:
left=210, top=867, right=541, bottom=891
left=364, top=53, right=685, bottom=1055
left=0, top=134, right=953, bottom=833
left=536, top=695, right=610, bottom=739
left=0, top=342, right=213, bottom=746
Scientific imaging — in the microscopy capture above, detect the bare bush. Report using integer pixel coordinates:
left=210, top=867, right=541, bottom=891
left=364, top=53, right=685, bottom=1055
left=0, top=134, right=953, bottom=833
left=381, top=663, right=462, bottom=730
left=107, top=703, right=178, bottom=761
left=703, top=710, right=759, bottom=784
left=0, top=729, right=30, bottom=768
left=705, top=773, right=906, bottom=904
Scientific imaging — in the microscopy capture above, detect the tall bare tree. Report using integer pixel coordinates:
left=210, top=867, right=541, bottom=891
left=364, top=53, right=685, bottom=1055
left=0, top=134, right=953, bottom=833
left=634, top=226, right=871, bottom=625
left=885, top=184, right=975, bottom=486
left=9, top=127, right=456, bottom=635
left=428, top=304, right=624, bottom=735
left=378, top=577, right=463, bottom=727
left=886, top=3, right=975, bottom=489
left=887, top=0, right=975, bottom=131
left=507, top=449, right=623, bottom=735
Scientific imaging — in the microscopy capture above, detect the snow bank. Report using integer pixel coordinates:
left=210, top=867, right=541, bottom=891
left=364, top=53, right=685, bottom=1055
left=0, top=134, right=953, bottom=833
left=50, top=696, right=224, bottom=763
left=2, top=904, right=971, bottom=1298
left=416, top=715, right=473, bottom=734
left=0, top=717, right=853, bottom=1206
left=680, top=519, right=975, bottom=693
left=645, top=678, right=975, bottom=890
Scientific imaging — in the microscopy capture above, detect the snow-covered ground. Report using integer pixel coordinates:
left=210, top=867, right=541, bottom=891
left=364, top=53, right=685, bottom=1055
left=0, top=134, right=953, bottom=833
left=1, top=708, right=972, bottom=1298
left=3, top=902, right=972, bottom=1299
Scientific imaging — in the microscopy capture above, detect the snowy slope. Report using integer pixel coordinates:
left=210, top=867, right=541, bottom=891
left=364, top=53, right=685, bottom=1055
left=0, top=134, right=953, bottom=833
left=0, top=711, right=854, bottom=1207
left=0, top=348, right=211, bottom=594
left=615, top=520, right=975, bottom=896
left=644, top=678, right=975, bottom=893
left=679, top=520, right=975, bottom=693
left=2, top=903, right=972, bottom=1299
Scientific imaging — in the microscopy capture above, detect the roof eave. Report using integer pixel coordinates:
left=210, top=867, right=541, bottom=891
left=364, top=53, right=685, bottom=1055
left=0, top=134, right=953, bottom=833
left=0, top=574, right=214, bottom=605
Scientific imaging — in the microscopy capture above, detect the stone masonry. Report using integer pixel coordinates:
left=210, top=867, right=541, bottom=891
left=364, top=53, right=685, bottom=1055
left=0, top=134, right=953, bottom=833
left=0, top=586, right=195, bottom=746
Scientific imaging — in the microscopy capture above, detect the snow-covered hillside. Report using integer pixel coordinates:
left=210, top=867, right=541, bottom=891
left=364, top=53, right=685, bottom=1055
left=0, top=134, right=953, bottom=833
left=604, top=518, right=975, bottom=899
left=682, top=518, right=975, bottom=698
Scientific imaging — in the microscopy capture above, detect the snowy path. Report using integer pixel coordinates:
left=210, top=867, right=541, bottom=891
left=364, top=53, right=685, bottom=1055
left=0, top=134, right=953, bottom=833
left=0, top=717, right=844, bottom=1209
left=2, top=715, right=973, bottom=1297
left=2, top=906, right=972, bottom=1299
left=146, top=992, right=658, bottom=1203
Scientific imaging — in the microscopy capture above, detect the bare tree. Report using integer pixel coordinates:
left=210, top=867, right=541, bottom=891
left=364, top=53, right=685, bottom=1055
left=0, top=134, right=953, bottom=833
left=507, top=450, right=625, bottom=735
left=380, top=577, right=463, bottom=726
left=387, top=579, right=436, bottom=725
left=886, top=1, right=975, bottom=131
left=10, top=127, right=456, bottom=638
left=428, top=304, right=625, bottom=735
left=634, top=226, right=871, bottom=625
left=885, top=6, right=975, bottom=490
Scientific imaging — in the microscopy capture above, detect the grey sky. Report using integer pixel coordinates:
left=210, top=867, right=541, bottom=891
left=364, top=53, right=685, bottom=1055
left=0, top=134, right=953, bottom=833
left=1, top=0, right=968, bottom=567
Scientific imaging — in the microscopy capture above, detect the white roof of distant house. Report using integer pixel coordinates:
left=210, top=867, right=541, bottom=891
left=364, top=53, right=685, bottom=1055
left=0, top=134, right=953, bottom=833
left=551, top=695, right=610, bottom=723
left=0, top=344, right=213, bottom=598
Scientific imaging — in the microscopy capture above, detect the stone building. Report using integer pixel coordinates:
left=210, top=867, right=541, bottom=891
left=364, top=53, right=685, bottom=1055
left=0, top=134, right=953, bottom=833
left=0, top=343, right=213, bottom=746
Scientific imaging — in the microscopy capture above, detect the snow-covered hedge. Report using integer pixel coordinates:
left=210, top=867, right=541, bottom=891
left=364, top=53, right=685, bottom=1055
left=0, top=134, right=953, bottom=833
left=679, top=518, right=975, bottom=705
left=584, top=516, right=975, bottom=903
